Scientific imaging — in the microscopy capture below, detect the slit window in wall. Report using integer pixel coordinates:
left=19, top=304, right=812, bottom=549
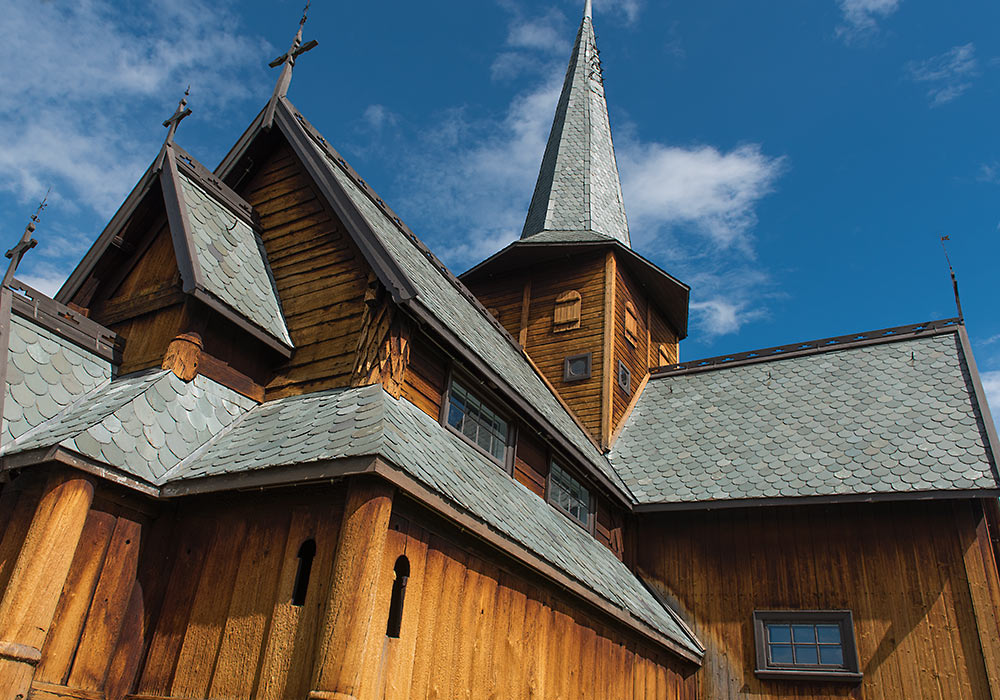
left=563, top=352, right=592, bottom=382
left=554, top=290, right=582, bottom=332
left=753, top=610, right=862, bottom=682
left=617, top=361, right=631, bottom=393
left=386, top=555, right=411, bottom=638
left=291, top=538, right=316, bottom=606
left=624, top=301, right=639, bottom=347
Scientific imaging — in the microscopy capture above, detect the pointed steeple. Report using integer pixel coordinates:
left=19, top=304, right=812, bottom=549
left=521, top=0, right=630, bottom=246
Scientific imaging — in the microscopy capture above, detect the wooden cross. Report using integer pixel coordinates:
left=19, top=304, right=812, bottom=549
left=162, top=87, right=192, bottom=145
left=3, top=193, right=48, bottom=288
left=269, top=1, right=318, bottom=98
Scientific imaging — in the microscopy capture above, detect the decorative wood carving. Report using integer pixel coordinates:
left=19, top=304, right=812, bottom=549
left=161, top=332, right=203, bottom=382
left=554, top=290, right=582, bottom=332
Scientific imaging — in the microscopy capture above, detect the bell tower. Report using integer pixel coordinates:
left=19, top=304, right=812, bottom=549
left=461, top=0, right=689, bottom=450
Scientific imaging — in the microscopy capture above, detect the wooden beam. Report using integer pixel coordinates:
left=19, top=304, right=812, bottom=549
left=600, top=252, right=616, bottom=450
left=518, top=278, right=531, bottom=348
left=609, top=372, right=649, bottom=448
left=96, top=284, right=185, bottom=327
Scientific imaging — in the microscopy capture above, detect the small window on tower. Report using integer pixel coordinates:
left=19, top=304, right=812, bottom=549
left=554, top=291, right=582, bottom=332
left=618, top=361, right=631, bottom=393
left=563, top=353, right=592, bottom=382
left=624, top=301, right=639, bottom=347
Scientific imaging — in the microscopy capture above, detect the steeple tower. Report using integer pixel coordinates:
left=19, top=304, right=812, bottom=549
left=521, top=0, right=630, bottom=246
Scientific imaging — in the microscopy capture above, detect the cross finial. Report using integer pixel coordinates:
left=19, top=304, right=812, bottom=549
left=4, top=190, right=49, bottom=288
left=269, top=0, right=319, bottom=100
left=940, top=235, right=964, bottom=320
left=163, top=86, right=192, bottom=145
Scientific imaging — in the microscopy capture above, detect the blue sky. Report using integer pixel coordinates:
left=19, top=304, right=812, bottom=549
left=1, top=0, right=997, bottom=426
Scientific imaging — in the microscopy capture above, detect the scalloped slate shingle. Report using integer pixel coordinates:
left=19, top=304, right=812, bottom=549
left=4, top=370, right=254, bottom=484
left=609, top=332, right=1000, bottom=505
left=2, top=314, right=111, bottom=445
left=160, top=384, right=699, bottom=655
left=178, top=171, right=292, bottom=347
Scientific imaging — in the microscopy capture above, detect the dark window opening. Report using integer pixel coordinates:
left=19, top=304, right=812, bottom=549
left=563, top=352, right=592, bottom=382
left=386, top=555, right=411, bottom=638
left=753, top=610, right=861, bottom=683
left=291, top=538, right=316, bottom=606
left=617, top=361, right=631, bottom=393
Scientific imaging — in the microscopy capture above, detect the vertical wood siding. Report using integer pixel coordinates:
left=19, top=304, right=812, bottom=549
left=637, top=500, right=1000, bottom=699
left=370, top=509, right=699, bottom=700
left=241, top=141, right=372, bottom=400
left=611, top=260, right=649, bottom=433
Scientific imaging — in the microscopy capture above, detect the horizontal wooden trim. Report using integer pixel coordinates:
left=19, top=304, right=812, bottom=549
left=754, top=669, right=863, bottom=684
left=96, top=285, right=184, bottom=326
left=197, top=352, right=265, bottom=403
left=2, top=447, right=160, bottom=498
left=31, top=681, right=105, bottom=700
left=0, top=639, right=41, bottom=664
left=633, top=489, right=1000, bottom=513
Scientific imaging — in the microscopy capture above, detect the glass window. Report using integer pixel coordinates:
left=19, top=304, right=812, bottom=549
left=549, top=461, right=590, bottom=525
left=753, top=611, right=861, bottom=682
left=446, top=380, right=508, bottom=462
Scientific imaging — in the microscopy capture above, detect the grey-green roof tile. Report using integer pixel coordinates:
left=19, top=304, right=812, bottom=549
left=177, top=172, right=292, bottom=347
left=3, top=370, right=254, bottom=484
left=3, top=314, right=111, bottom=445
left=609, top=333, right=1000, bottom=505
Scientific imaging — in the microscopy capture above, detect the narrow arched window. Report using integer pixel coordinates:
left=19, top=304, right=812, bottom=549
left=385, top=555, right=411, bottom=638
left=291, top=539, right=316, bottom=606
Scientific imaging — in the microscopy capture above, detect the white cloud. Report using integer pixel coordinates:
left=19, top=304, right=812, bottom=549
left=837, top=0, right=901, bottom=39
left=983, top=371, right=1000, bottom=433
left=619, top=143, right=785, bottom=250
left=0, top=0, right=266, bottom=213
left=363, top=105, right=399, bottom=131
left=906, top=44, right=980, bottom=107
left=690, top=298, right=767, bottom=337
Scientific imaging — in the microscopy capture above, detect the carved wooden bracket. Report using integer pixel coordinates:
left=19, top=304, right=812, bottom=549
left=161, top=332, right=203, bottom=382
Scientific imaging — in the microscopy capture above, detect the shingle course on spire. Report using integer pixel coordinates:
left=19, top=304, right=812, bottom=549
left=521, top=5, right=630, bottom=246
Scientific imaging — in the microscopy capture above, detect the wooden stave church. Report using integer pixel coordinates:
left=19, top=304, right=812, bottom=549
left=0, top=3, right=999, bottom=699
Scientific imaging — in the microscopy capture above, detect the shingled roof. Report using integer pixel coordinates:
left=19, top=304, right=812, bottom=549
left=521, top=1, right=630, bottom=245
left=609, top=323, right=1000, bottom=508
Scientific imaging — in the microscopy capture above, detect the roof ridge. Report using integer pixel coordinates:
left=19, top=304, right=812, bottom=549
left=653, top=318, right=963, bottom=379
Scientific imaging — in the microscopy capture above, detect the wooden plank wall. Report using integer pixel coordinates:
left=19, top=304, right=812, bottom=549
left=462, top=275, right=524, bottom=344
left=637, top=500, right=1000, bottom=699
left=131, top=489, right=345, bottom=700
left=0, top=482, right=41, bottom=603
left=401, top=335, right=448, bottom=421
left=369, top=507, right=699, bottom=700
left=241, top=141, right=372, bottom=400
left=611, top=260, right=650, bottom=432
left=649, top=306, right=679, bottom=370
left=522, top=254, right=607, bottom=439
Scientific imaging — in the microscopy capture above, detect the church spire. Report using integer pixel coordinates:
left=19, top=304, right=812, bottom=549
left=521, top=0, right=630, bottom=246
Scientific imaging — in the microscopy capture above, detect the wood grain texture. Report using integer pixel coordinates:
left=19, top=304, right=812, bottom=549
left=401, top=335, right=448, bottom=421
left=241, top=140, right=373, bottom=400
left=637, top=500, right=1000, bottom=699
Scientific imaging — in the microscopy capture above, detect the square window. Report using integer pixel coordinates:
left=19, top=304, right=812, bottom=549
left=445, top=380, right=509, bottom=463
left=753, top=611, right=861, bottom=683
left=563, top=353, right=592, bottom=382
left=617, top=361, right=631, bottom=393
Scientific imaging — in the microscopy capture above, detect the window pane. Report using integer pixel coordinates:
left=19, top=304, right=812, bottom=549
left=550, top=463, right=589, bottom=524
left=816, top=625, right=841, bottom=644
left=819, top=645, right=844, bottom=666
left=447, top=381, right=508, bottom=462
left=769, top=644, right=794, bottom=664
left=794, top=645, right=818, bottom=664
left=767, top=624, right=791, bottom=643
left=792, top=625, right=815, bottom=643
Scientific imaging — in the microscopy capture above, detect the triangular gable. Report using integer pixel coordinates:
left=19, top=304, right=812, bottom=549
left=57, top=143, right=293, bottom=356
left=213, top=96, right=635, bottom=504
